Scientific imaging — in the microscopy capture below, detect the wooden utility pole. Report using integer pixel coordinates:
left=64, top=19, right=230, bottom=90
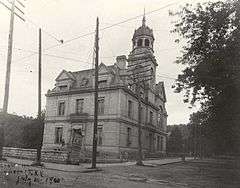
left=136, top=80, right=143, bottom=166
left=127, top=63, right=153, bottom=166
left=36, top=28, right=42, bottom=165
left=3, top=0, right=16, bottom=113
left=91, top=17, right=99, bottom=169
left=0, top=0, right=24, bottom=161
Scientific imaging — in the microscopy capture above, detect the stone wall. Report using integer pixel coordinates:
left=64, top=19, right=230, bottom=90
left=3, top=147, right=68, bottom=163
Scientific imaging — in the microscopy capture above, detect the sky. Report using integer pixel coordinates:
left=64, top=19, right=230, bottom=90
left=0, top=0, right=214, bottom=124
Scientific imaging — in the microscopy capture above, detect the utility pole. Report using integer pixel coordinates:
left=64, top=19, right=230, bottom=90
left=36, top=28, right=42, bottom=165
left=136, top=79, right=143, bottom=166
left=91, top=17, right=99, bottom=169
left=0, top=0, right=24, bottom=161
left=1, top=0, right=25, bottom=112
left=127, top=63, right=153, bottom=166
left=3, top=0, right=16, bottom=113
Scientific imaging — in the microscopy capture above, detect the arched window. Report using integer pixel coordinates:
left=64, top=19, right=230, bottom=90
left=145, top=39, right=150, bottom=47
left=137, top=39, right=143, bottom=47
left=159, top=105, right=163, bottom=113
left=151, top=67, right=154, bottom=75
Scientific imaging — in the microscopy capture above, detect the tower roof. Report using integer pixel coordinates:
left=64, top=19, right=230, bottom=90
left=133, top=12, right=154, bottom=40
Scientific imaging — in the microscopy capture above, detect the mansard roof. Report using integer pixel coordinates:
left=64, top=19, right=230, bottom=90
left=54, top=63, right=121, bottom=89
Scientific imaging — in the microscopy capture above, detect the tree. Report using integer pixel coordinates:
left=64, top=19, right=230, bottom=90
left=0, top=112, right=44, bottom=149
left=171, top=0, right=240, bottom=155
left=167, top=126, right=184, bottom=153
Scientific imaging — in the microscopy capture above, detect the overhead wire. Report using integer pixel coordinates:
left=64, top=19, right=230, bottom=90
left=13, top=0, right=180, bottom=63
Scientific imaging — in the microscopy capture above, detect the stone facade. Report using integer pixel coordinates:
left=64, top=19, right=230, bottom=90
left=42, top=16, right=168, bottom=162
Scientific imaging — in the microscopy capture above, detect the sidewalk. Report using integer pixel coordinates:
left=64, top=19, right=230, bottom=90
left=5, top=157, right=194, bottom=172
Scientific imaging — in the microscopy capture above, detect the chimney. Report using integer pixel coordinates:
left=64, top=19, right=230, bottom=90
left=116, top=55, right=127, bottom=70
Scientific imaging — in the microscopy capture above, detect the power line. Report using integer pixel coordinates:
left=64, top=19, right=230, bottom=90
left=13, top=47, right=91, bottom=65
left=14, top=0, right=179, bottom=63
left=0, top=0, right=25, bottom=21
left=99, top=1, right=178, bottom=32
left=26, top=18, right=64, bottom=44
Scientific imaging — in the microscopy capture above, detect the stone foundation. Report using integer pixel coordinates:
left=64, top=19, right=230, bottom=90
left=2, top=147, right=68, bottom=163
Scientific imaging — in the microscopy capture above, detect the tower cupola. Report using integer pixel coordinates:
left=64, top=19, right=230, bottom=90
left=132, top=12, right=154, bottom=53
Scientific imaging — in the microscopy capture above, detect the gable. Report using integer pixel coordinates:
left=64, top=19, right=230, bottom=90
left=98, top=63, right=115, bottom=75
left=56, top=70, right=75, bottom=81
left=98, top=63, right=109, bottom=75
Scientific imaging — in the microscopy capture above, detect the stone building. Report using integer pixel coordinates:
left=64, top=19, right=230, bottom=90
left=42, top=16, right=168, bottom=162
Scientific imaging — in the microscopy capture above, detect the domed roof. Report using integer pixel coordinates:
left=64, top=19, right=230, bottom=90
left=133, top=15, right=154, bottom=39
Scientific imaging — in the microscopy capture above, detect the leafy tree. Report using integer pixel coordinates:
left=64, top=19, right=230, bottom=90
left=171, top=0, right=240, bottom=155
left=0, top=112, right=44, bottom=149
left=167, top=126, right=184, bottom=153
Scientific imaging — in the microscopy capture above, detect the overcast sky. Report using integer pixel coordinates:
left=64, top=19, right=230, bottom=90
left=0, top=0, right=215, bottom=124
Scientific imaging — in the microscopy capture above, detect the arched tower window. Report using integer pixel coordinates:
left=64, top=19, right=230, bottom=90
left=159, top=106, right=163, bottom=113
left=150, top=67, right=154, bottom=75
left=137, top=39, right=143, bottom=47
left=145, top=39, right=150, bottom=47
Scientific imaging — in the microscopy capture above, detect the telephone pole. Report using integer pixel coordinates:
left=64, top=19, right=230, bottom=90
left=0, top=0, right=24, bottom=161
left=127, top=63, right=153, bottom=166
left=136, top=79, right=143, bottom=165
left=1, top=0, right=25, bottom=113
left=91, top=17, right=99, bottom=169
left=3, top=0, right=16, bottom=113
left=36, top=28, right=42, bottom=165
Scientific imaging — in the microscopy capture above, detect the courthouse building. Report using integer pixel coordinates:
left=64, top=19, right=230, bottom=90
left=42, top=16, right=168, bottom=162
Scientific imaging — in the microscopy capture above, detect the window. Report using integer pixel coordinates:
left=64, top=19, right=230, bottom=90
left=149, top=111, right=153, bottom=124
left=76, top=99, right=84, bottom=114
left=157, top=136, right=160, bottom=151
left=160, top=137, right=164, bottom=151
left=128, top=100, right=133, bottom=118
left=127, top=127, right=131, bottom=146
left=137, top=39, right=143, bottom=47
left=97, top=125, right=103, bottom=146
left=159, top=106, right=163, bottom=113
left=145, top=39, right=150, bottom=46
left=58, top=102, right=65, bottom=116
left=140, top=106, right=144, bottom=123
left=55, top=127, right=63, bottom=144
left=158, top=113, right=163, bottom=128
left=98, top=80, right=107, bottom=88
left=98, top=98, right=105, bottom=114
left=59, top=85, right=68, bottom=91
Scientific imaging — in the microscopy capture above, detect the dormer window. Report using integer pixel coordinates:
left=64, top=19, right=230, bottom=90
left=98, top=80, right=107, bottom=88
left=59, top=85, right=68, bottom=91
left=137, top=39, right=143, bottom=47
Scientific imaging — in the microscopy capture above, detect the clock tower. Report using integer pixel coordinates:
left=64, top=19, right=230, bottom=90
left=128, top=12, right=158, bottom=89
